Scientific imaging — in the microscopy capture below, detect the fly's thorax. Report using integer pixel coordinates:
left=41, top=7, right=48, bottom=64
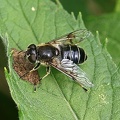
left=37, top=44, right=59, bottom=62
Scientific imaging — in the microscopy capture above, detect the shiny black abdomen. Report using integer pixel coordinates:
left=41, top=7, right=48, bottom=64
left=37, top=45, right=59, bottom=62
left=60, top=45, right=87, bottom=64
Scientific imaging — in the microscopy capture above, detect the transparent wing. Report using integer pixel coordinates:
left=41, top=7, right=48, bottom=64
left=47, top=29, right=91, bottom=45
left=50, top=58, right=94, bottom=89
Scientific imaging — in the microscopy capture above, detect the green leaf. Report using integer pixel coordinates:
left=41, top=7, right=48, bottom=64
left=85, top=12, right=120, bottom=65
left=1, top=0, right=120, bottom=120
left=115, top=0, right=120, bottom=12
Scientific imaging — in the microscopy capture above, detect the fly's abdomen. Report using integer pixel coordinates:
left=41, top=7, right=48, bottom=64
left=60, top=45, right=87, bottom=64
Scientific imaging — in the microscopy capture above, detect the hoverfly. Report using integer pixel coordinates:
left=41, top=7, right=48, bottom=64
left=24, top=29, right=94, bottom=90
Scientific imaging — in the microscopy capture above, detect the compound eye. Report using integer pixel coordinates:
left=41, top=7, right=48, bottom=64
left=26, top=44, right=37, bottom=63
left=28, top=54, right=36, bottom=63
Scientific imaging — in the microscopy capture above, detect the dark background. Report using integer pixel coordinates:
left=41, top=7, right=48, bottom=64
left=0, top=0, right=116, bottom=119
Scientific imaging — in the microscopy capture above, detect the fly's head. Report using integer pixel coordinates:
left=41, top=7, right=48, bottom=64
left=25, top=44, right=38, bottom=63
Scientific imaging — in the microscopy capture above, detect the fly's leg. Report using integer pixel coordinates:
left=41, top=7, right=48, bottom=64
left=40, top=66, right=50, bottom=80
left=29, top=62, right=41, bottom=72
left=20, top=62, right=41, bottom=79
